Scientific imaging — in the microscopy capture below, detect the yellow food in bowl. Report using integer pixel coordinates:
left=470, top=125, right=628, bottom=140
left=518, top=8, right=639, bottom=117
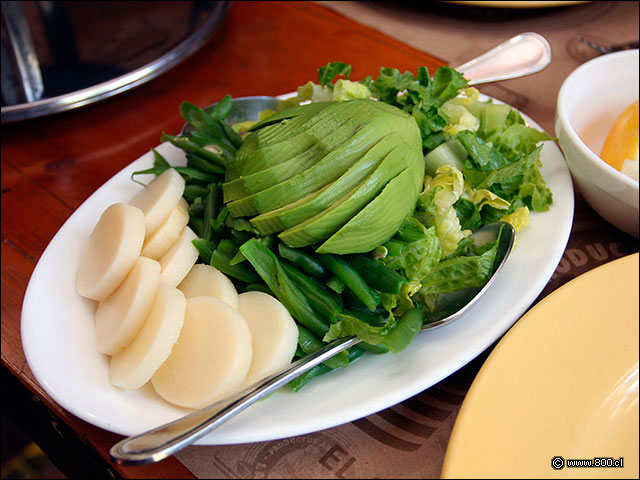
left=600, top=99, right=639, bottom=181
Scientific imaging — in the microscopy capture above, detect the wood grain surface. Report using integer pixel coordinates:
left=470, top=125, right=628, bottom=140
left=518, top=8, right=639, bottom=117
left=1, top=2, right=445, bottom=477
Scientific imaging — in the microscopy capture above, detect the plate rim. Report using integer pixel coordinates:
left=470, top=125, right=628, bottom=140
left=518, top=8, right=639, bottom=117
left=441, top=252, right=639, bottom=478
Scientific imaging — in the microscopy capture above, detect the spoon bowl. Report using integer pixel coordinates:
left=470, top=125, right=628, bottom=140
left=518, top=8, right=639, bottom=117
left=110, top=222, right=514, bottom=466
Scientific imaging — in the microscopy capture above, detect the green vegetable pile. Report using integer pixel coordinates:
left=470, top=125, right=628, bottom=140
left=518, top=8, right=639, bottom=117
left=134, top=62, right=553, bottom=391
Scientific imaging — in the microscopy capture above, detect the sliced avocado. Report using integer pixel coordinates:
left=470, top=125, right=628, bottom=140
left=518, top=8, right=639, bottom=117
left=223, top=114, right=368, bottom=203
left=278, top=142, right=414, bottom=247
left=251, top=133, right=402, bottom=235
left=226, top=102, right=370, bottom=184
left=226, top=102, right=336, bottom=180
left=248, top=101, right=331, bottom=132
left=224, top=98, right=425, bottom=252
left=226, top=115, right=393, bottom=218
left=252, top=100, right=356, bottom=146
left=222, top=104, right=376, bottom=202
left=316, top=167, right=420, bottom=254
left=245, top=184, right=332, bottom=232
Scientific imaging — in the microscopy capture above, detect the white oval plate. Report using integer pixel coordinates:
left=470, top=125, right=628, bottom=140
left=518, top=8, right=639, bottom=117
left=21, top=96, right=574, bottom=444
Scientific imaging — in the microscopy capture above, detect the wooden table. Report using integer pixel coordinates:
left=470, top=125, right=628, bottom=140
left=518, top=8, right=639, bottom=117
left=2, top=1, right=638, bottom=478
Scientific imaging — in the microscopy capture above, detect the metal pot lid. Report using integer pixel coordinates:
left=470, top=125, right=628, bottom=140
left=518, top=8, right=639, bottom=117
left=1, top=1, right=231, bottom=123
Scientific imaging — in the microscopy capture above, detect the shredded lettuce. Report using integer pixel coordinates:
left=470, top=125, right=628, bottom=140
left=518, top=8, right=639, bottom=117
left=500, top=206, right=530, bottom=232
left=332, top=79, right=371, bottom=100
left=318, top=61, right=352, bottom=87
left=417, top=165, right=470, bottom=256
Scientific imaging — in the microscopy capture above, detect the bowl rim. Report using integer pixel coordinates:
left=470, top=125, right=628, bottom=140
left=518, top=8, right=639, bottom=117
left=556, top=49, right=639, bottom=192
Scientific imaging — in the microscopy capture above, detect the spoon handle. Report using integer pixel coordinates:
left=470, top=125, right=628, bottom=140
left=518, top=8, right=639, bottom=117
left=455, top=32, right=551, bottom=85
left=110, top=336, right=361, bottom=465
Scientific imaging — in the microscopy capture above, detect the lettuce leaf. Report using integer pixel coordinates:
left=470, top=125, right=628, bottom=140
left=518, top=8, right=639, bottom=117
left=323, top=308, right=424, bottom=353
left=318, top=62, right=352, bottom=87
left=381, top=220, right=442, bottom=281
left=418, top=235, right=499, bottom=295
left=332, top=79, right=371, bottom=100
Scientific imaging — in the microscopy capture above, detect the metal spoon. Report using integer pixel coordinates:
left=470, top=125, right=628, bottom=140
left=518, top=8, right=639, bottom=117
left=576, top=34, right=639, bottom=55
left=110, top=222, right=515, bottom=465
left=181, top=31, right=551, bottom=135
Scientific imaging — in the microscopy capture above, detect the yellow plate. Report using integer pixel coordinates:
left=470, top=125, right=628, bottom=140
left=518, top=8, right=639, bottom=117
left=442, top=253, right=639, bottom=479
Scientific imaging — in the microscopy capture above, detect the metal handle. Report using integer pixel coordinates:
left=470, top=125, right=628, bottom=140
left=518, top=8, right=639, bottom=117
left=455, top=32, right=552, bottom=85
left=110, top=336, right=361, bottom=465
left=1, top=1, right=44, bottom=105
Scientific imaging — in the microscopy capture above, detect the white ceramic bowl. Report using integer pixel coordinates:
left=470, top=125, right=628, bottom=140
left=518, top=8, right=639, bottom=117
left=555, top=49, right=639, bottom=238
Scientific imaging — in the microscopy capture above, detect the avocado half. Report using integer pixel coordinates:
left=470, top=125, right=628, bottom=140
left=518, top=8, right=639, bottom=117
left=222, top=99, right=424, bottom=254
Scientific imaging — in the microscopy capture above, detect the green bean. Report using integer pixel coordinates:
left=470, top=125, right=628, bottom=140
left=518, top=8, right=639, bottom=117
left=381, top=307, right=424, bottom=352
left=316, top=254, right=381, bottom=311
left=189, top=198, right=204, bottom=217
left=296, top=325, right=348, bottom=369
left=288, top=346, right=365, bottom=392
left=346, top=254, right=407, bottom=294
left=161, top=133, right=229, bottom=168
left=151, top=148, right=171, bottom=168
left=192, top=238, right=215, bottom=265
left=341, top=308, right=389, bottom=354
left=281, top=261, right=342, bottom=322
left=343, top=307, right=385, bottom=327
left=188, top=216, right=204, bottom=238
left=183, top=185, right=208, bottom=202
left=382, top=238, right=407, bottom=257
left=240, top=239, right=329, bottom=337
left=207, top=95, right=233, bottom=120
left=288, top=364, right=332, bottom=392
left=183, top=98, right=242, bottom=150
left=258, top=235, right=276, bottom=251
left=217, top=239, right=237, bottom=255
left=209, top=249, right=260, bottom=284
left=187, top=129, right=233, bottom=149
left=229, top=229, right=252, bottom=246
left=202, top=183, right=219, bottom=241
left=244, top=283, right=273, bottom=295
left=356, top=342, right=390, bottom=354
left=395, top=218, right=427, bottom=242
left=278, top=243, right=327, bottom=279
left=221, top=120, right=243, bottom=150
left=326, top=275, right=345, bottom=294
left=212, top=207, right=229, bottom=235
left=180, top=101, right=240, bottom=152
left=132, top=165, right=219, bottom=184
left=180, top=101, right=221, bottom=137
left=186, top=153, right=225, bottom=175
left=229, top=250, right=246, bottom=265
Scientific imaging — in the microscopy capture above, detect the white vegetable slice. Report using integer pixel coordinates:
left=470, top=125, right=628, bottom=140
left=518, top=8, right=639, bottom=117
left=95, top=256, right=161, bottom=355
left=76, top=203, right=145, bottom=301
left=158, top=227, right=199, bottom=287
left=151, top=296, right=253, bottom=409
left=238, top=291, right=298, bottom=387
left=110, top=285, right=186, bottom=389
left=130, top=168, right=185, bottom=237
left=177, top=264, right=239, bottom=309
left=141, top=198, right=189, bottom=260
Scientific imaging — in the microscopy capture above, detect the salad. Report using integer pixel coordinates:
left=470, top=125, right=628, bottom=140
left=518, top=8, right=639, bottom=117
left=135, top=62, right=554, bottom=391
